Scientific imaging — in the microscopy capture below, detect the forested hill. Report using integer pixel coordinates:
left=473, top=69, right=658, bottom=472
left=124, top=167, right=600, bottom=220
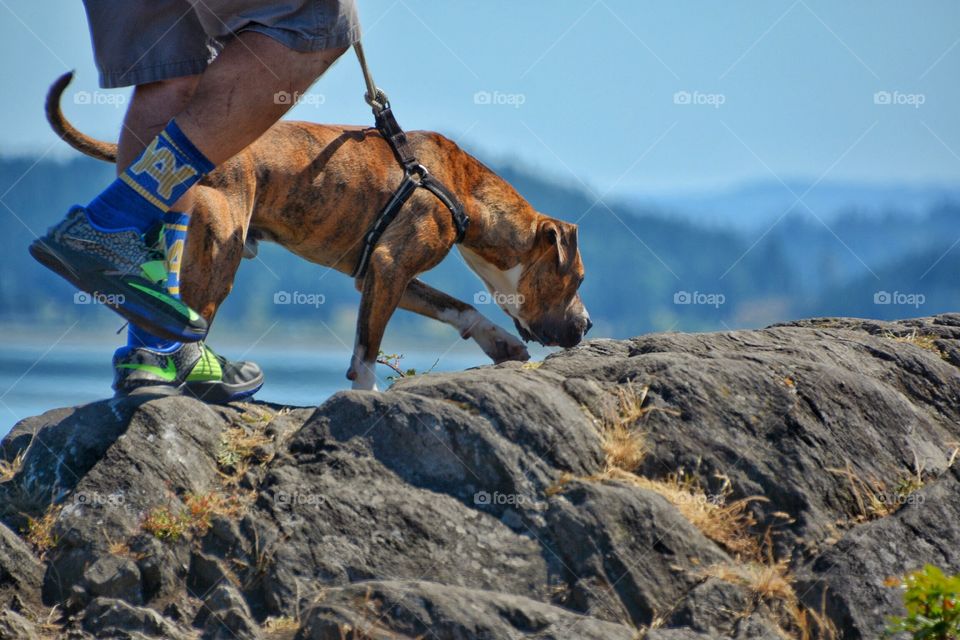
left=1, top=152, right=958, bottom=338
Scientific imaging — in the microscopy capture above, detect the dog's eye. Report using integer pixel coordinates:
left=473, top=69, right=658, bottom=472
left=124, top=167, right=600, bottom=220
left=576, top=275, right=585, bottom=288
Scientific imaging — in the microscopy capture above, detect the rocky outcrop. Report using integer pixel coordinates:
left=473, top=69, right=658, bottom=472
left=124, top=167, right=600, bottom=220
left=2, top=315, right=960, bottom=639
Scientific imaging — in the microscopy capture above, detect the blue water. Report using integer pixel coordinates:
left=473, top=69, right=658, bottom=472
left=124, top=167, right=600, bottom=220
left=0, top=340, right=507, bottom=438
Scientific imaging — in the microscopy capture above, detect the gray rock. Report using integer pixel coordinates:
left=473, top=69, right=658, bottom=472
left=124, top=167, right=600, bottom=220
left=0, top=610, right=39, bottom=640
left=34, top=396, right=239, bottom=603
left=2, top=315, right=959, bottom=639
left=0, top=520, right=43, bottom=605
left=665, top=578, right=749, bottom=635
left=544, top=480, right=730, bottom=626
left=543, top=317, right=960, bottom=551
left=645, top=630, right=724, bottom=640
left=295, top=580, right=637, bottom=640
left=254, top=391, right=554, bottom=614
left=83, top=597, right=191, bottom=639
left=797, top=470, right=960, bottom=639
left=83, top=555, right=142, bottom=603
left=197, top=582, right=261, bottom=640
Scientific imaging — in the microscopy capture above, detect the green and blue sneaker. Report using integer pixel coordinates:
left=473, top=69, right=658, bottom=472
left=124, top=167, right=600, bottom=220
left=113, top=342, right=264, bottom=403
left=30, top=206, right=207, bottom=342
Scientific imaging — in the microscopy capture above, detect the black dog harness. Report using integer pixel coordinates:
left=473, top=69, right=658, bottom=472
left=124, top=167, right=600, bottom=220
left=351, top=43, right=470, bottom=279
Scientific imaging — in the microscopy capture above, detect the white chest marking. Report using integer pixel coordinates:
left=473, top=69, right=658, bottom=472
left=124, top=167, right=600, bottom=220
left=457, top=247, right=529, bottom=330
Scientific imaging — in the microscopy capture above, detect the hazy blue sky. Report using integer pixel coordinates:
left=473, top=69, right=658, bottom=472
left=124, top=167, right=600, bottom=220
left=1, top=1, right=959, bottom=195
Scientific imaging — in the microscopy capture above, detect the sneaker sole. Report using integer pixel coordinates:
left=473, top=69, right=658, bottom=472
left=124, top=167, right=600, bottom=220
left=185, top=372, right=265, bottom=404
left=116, top=382, right=186, bottom=399
left=30, top=239, right=207, bottom=343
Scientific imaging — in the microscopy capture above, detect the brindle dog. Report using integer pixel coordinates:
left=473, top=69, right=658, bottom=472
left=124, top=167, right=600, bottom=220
left=47, top=72, right=591, bottom=390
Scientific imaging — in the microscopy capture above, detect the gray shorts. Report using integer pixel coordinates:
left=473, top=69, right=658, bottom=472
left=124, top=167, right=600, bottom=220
left=82, top=0, right=360, bottom=88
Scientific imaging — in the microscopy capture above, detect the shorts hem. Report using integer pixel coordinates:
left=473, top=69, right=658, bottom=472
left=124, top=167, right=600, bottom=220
left=98, top=58, right=212, bottom=89
left=239, top=23, right=361, bottom=53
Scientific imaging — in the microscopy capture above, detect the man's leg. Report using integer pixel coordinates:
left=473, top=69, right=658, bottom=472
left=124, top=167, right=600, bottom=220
left=116, top=77, right=201, bottom=205
left=119, top=77, right=198, bottom=353
left=175, top=33, right=346, bottom=165
left=112, top=77, right=264, bottom=402
left=32, top=31, right=346, bottom=342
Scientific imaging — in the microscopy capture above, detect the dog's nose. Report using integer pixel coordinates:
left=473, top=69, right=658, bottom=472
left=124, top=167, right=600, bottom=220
left=585, top=318, right=593, bottom=334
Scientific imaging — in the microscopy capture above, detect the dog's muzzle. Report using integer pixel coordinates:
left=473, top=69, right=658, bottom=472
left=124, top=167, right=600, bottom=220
left=514, top=315, right=592, bottom=348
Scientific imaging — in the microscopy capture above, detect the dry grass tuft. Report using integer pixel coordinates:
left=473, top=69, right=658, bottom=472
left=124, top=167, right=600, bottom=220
left=827, top=459, right=924, bottom=523
left=884, top=330, right=945, bottom=358
left=36, top=605, right=64, bottom=638
left=703, top=544, right=838, bottom=640
left=0, top=450, right=24, bottom=482
left=24, top=504, right=60, bottom=554
left=143, top=490, right=246, bottom=542
left=263, top=615, right=299, bottom=632
left=103, top=530, right=138, bottom=559
left=597, top=384, right=678, bottom=473
left=142, top=505, right=188, bottom=541
left=597, top=466, right=767, bottom=561
left=217, top=425, right=272, bottom=481
left=702, top=557, right=794, bottom=603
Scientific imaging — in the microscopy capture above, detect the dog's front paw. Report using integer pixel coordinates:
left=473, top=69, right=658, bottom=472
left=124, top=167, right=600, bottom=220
left=471, top=322, right=530, bottom=363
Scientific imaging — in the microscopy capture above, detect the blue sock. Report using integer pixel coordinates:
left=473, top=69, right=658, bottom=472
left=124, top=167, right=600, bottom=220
left=87, top=119, right=213, bottom=233
left=127, top=211, right=192, bottom=351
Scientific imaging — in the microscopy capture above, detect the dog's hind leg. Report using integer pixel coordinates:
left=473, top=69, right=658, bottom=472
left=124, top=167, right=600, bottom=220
left=398, top=279, right=530, bottom=364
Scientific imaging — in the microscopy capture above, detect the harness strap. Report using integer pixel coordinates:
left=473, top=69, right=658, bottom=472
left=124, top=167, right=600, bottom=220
left=421, top=174, right=468, bottom=243
left=374, top=106, right=418, bottom=172
left=350, top=42, right=470, bottom=279
left=352, top=173, right=421, bottom=279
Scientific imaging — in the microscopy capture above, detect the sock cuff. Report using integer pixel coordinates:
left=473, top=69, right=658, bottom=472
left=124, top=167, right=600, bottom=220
left=164, top=120, right=215, bottom=174
left=163, top=210, right=192, bottom=228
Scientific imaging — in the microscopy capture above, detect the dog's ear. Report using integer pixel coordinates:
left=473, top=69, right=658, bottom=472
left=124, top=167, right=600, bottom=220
left=538, top=219, right=579, bottom=275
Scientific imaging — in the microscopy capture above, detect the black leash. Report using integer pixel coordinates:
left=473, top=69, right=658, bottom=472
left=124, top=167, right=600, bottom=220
left=351, top=42, right=469, bottom=279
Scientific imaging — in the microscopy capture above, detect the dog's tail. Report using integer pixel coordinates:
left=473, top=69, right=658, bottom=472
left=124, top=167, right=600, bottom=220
left=46, top=71, right=118, bottom=163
